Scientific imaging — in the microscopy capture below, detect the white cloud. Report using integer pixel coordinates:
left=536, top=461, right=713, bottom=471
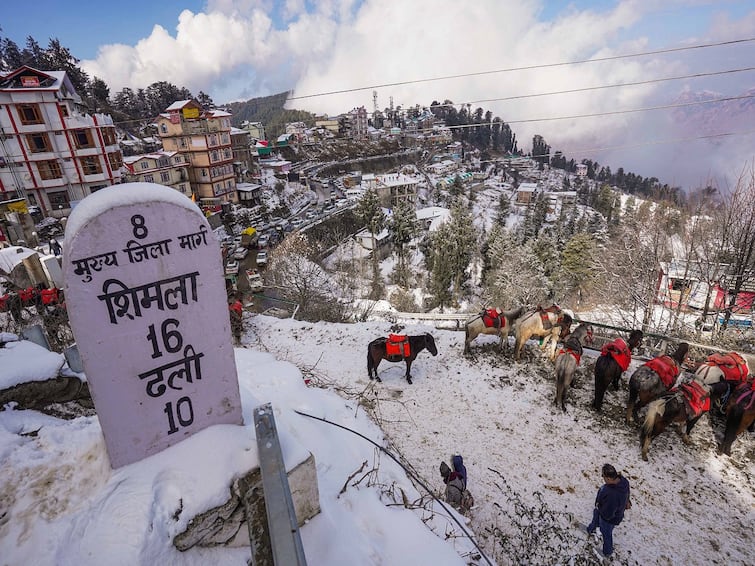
left=80, top=0, right=755, bottom=189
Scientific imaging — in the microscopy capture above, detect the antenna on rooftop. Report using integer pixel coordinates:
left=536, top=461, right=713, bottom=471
left=373, top=90, right=378, bottom=114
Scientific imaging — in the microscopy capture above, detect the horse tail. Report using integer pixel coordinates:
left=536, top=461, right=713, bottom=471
left=640, top=397, right=667, bottom=460
left=642, top=398, right=666, bottom=439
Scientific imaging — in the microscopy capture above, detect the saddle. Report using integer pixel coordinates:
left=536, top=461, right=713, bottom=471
left=481, top=308, right=504, bottom=329
left=559, top=332, right=584, bottom=363
left=385, top=334, right=411, bottom=359
left=602, top=338, right=632, bottom=371
left=677, top=380, right=711, bottom=419
left=537, top=304, right=561, bottom=330
left=734, top=380, right=755, bottom=410
left=644, top=355, right=680, bottom=389
left=705, top=352, right=749, bottom=383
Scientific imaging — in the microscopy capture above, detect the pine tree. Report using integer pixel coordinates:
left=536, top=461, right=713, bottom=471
left=355, top=188, right=386, bottom=298
left=388, top=200, right=417, bottom=287
left=561, top=233, right=597, bottom=305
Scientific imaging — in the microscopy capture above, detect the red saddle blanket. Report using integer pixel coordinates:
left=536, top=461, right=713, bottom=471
left=705, top=352, right=749, bottom=383
left=557, top=348, right=581, bottom=365
left=385, top=334, right=411, bottom=358
left=677, top=380, right=710, bottom=419
left=482, top=309, right=504, bottom=329
left=644, top=355, right=680, bottom=389
left=601, top=338, right=632, bottom=371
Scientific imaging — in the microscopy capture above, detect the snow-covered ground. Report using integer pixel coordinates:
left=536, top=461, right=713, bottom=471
left=2, top=315, right=753, bottom=565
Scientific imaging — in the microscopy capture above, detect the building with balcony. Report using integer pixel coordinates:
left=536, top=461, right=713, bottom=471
left=122, top=150, right=191, bottom=197
left=155, top=99, right=237, bottom=207
left=374, top=173, right=419, bottom=208
left=0, top=66, right=123, bottom=217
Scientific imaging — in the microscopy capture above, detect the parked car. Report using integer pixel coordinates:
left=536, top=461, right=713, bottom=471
left=225, top=259, right=239, bottom=275
left=233, top=247, right=249, bottom=260
left=246, top=270, right=264, bottom=293
left=256, top=250, right=268, bottom=266
left=257, top=234, right=269, bottom=248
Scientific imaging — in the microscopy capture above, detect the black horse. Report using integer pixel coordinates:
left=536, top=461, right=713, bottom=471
left=367, top=333, right=438, bottom=384
left=593, top=329, right=644, bottom=412
left=720, top=382, right=755, bottom=456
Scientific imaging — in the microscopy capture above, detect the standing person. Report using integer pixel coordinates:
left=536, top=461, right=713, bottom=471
left=49, top=238, right=62, bottom=257
left=229, top=298, right=243, bottom=343
left=585, top=464, right=631, bottom=558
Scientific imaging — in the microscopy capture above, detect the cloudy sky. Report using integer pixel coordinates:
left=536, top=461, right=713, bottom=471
left=4, top=0, right=755, bottom=189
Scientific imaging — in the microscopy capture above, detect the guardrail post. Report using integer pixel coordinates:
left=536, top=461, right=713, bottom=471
left=250, top=403, right=307, bottom=566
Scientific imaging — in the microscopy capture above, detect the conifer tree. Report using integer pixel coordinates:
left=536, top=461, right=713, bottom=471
left=355, top=188, right=386, bottom=298
left=388, top=200, right=417, bottom=287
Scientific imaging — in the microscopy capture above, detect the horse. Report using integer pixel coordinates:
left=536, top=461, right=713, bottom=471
left=512, top=304, right=573, bottom=362
left=592, top=330, right=644, bottom=412
left=554, top=322, right=594, bottom=411
left=367, top=333, right=438, bottom=384
left=463, top=305, right=526, bottom=355
left=720, top=381, right=755, bottom=455
left=625, top=342, right=689, bottom=424
left=640, top=379, right=729, bottom=460
left=694, top=351, right=750, bottom=385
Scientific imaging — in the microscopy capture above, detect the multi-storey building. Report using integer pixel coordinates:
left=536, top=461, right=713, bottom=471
left=0, top=65, right=123, bottom=217
left=122, top=150, right=191, bottom=197
left=230, top=127, right=254, bottom=182
left=155, top=99, right=237, bottom=207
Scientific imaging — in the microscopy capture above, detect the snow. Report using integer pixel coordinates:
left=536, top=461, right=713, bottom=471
left=64, top=183, right=198, bottom=239
left=0, top=336, right=64, bottom=388
left=1, top=313, right=753, bottom=565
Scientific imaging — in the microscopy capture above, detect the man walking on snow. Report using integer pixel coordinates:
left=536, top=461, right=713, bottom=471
left=585, top=463, right=631, bottom=558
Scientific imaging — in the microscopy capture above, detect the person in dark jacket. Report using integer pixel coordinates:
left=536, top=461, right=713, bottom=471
left=586, top=463, right=631, bottom=557
left=440, top=455, right=473, bottom=512
left=452, top=455, right=467, bottom=490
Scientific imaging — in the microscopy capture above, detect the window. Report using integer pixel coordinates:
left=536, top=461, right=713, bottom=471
left=59, top=104, right=69, bottom=117
left=160, top=124, right=168, bottom=134
left=144, top=174, right=155, bottom=182
left=210, top=151, right=219, bottom=162
left=48, top=191, right=71, bottom=209
left=26, top=133, right=51, bottom=153
left=201, top=169, right=208, bottom=177
left=37, top=160, right=63, bottom=180
left=72, top=129, right=95, bottom=149
left=80, top=156, right=102, bottom=175
left=140, top=161, right=150, bottom=170
left=160, top=171, right=171, bottom=183
left=18, top=103, right=43, bottom=125
left=101, top=128, right=116, bottom=146
left=178, top=138, right=187, bottom=148
left=107, top=152, right=123, bottom=170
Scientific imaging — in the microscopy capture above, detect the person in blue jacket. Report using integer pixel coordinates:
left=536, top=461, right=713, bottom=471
left=586, top=463, right=631, bottom=557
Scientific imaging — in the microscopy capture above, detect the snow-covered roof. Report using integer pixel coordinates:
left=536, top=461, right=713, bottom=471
left=0, top=246, right=37, bottom=274
left=165, top=100, right=193, bottom=111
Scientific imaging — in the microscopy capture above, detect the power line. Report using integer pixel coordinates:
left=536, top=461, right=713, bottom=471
left=288, top=36, right=755, bottom=101
left=429, top=66, right=755, bottom=109
left=432, top=93, right=755, bottom=128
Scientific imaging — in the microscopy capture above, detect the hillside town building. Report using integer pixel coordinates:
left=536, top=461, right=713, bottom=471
left=155, top=99, right=237, bottom=207
left=0, top=65, right=123, bottom=217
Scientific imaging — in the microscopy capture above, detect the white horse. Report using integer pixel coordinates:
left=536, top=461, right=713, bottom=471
left=463, top=305, right=526, bottom=355
left=693, top=352, right=750, bottom=385
left=512, top=305, right=573, bottom=362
